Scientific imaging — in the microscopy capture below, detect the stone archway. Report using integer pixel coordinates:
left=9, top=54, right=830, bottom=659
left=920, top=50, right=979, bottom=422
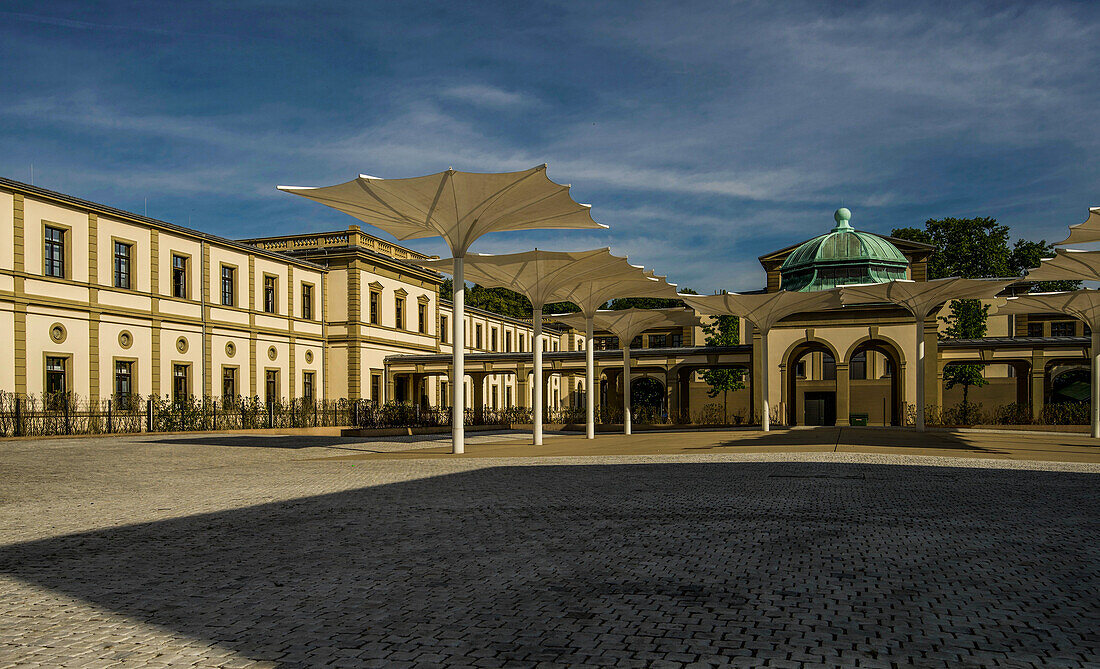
left=846, top=338, right=904, bottom=426
left=784, top=340, right=841, bottom=426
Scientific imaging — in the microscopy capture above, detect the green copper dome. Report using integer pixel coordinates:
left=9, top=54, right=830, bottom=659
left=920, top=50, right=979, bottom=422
left=780, top=208, right=909, bottom=292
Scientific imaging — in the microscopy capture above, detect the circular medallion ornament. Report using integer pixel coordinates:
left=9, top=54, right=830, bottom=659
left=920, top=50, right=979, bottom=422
left=225, top=341, right=236, bottom=357
left=176, top=337, right=188, bottom=354
left=49, top=323, right=67, bottom=344
left=304, top=350, right=314, bottom=364
left=268, top=346, right=278, bottom=361
left=118, top=331, right=133, bottom=349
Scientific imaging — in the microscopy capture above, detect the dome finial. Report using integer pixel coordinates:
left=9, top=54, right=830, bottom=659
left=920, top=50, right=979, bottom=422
left=833, top=207, right=852, bottom=231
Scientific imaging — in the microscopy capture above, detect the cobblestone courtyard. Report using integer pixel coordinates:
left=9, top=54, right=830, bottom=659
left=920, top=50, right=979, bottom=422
left=1, top=430, right=1098, bottom=667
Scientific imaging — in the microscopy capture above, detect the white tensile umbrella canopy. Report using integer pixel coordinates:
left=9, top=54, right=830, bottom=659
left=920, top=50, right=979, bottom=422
left=992, top=290, right=1100, bottom=439
left=552, top=308, right=701, bottom=435
left=413, top=248, right=641, bottom=309
left=1025, top=249, right=1100, bottom=282
left=278, top=165, right=606, bottom=254
left=412, top=248, right=642, bottom=446
left=547, top=270, right=679, bottom=439
left=839, top=277, right=1015, bottom=431
left=279, top=165, right=607, bottom=455
left=1054, top=207, right=1100, bottom=246
left=679, top=290, right=844, bottom=431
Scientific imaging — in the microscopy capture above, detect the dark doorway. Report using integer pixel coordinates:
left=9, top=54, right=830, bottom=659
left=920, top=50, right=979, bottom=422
left=804, top=391, right=836, bottom=426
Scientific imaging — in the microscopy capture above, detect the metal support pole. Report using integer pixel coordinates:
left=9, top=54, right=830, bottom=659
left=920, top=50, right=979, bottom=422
left=452, top=255, right=465, bottom=454
left=533, top=307, right=543, bottom=445
left=586, top=315, right=595, bottom=440
left=761, top=331, right=770, bottom=431
left=1092, top=326, right=1099, bottom=439
left=915, top=315, right=926, bottom=432
left=623, top=344, right=632, bottom=435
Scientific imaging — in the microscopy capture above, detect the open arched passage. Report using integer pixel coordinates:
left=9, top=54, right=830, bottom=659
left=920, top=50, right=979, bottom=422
left=785, top=340, right=840, bottom=426
left=847, top=338, right=904, bottom=426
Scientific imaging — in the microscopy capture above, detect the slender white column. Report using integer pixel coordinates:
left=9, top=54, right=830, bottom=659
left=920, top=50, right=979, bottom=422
left=760, top=329, right=770, bottom=432
left=623, top=343, right=632, bottom=435
left=452, top=256, right=465, bottom=454
left=1092, top=326, right=1099, bottom=439
left=915, top=315, right=925, bottom=432
left=533, top=308, right=543, bottom=445
left=586, top=315, right=595, bottom=439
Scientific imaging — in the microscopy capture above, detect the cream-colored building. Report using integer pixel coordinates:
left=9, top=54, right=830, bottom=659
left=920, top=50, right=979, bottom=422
left=1, top=177, right=1089, bottom=425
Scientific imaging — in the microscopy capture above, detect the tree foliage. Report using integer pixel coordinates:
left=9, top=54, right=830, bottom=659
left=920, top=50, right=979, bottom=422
left=940, top=298, right=989, bottom=419
left=699, top=315, right=746, bottom=422
left=439, top=278, right=578, bottom=318
left=891, top=218, right=1080, bottom=290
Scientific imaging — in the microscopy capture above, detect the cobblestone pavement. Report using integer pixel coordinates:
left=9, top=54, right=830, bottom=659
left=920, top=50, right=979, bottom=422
left=0, top=431, right=1097, bottom=667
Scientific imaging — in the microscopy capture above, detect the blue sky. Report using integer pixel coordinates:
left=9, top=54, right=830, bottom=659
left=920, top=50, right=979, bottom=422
left=2, top=1, right=1099, bottom=293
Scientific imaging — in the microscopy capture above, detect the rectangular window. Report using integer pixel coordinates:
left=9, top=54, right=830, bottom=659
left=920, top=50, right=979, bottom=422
left=670, top=333, right=684, bottom=347
left=302, top=371, right=315, bottom=402
left=883, top=358, right=894, bottom=377
left=172, top=254, right=188, bottom=298
left=1051, top=321, right=1075, bottom=337
left=850, top=352, right=867, bottom=380
left=221, top=266, right=235, bottom=306
left=595, top=336, right=619, bottom=350
left=649, top=334, right=667, bottom=348
left=505, top=331, right=512, bottom=352
left=114, top=360, right=133, bottom=407
left=440, top=380, right=449, bottom=406
left=395, top=297, right=405, bottom=329
left=44, top=226, right=65, bottom=278
left=222, top=367, right=237, bottom=401
left=440, top=315, right=448, bottom=343
left=265, top=370, right=278, bottom=404
left=1027, top=322, right=1044, bottom=337
left=301, top=284, right=313, bottom=320
left=370, top=291, right=380, bottom=324
left=114, top=241, right=132, bottom=289
left=418, top=302, right=427, bottom=333
left=172, top=364, right=189, bottom=404
left=371, top=373, right=382, bottom=403
left=491, top=327, right=498, bottom=351
left=796, top=361, right=806, bottom=378
left=263, top=275, right=277, bottom=313
left=822, top=354, right=837, bottom=381
left=475, top=324, right=483, bottom=349
left=553, top=341, right=559, bottom=351
left=45, top=356, right=66, bottom=400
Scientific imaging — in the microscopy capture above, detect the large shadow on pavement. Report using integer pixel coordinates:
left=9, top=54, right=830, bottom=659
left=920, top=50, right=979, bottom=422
left=1, top=461, right=1098, bottom=666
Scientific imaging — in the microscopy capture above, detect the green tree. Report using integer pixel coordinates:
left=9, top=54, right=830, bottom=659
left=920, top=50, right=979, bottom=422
left=700, top=314, right=745, bottom=422
left=892, top=217, right=1010, bottom=279
left=940, top=298, right=990, bottom=422
left=1009, top=239, right=1081, bottom=292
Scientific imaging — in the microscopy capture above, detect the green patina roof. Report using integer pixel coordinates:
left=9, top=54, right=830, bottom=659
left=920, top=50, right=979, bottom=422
left=780, top=208, right=909, bottom=292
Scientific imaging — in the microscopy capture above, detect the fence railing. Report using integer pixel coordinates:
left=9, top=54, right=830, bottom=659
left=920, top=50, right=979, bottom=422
left=0, top=391, right=1088, bottom=438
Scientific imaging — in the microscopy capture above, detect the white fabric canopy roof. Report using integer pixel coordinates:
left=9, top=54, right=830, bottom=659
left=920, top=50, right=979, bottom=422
left=279, top=165, right=608, bottom=455
left=546, top=270, right=679, bottom=439
left=278, top=165, right=606, bottom=255
left=552, top=308, right=701, bottom=436
left=838, top=278, right=1015, bottom=318
left=992, top=289, right=1100, bottom=438
left=992, top=289, right=1100, bottom=327
left=412, top=248, right=642, bottom=307
left=679, top=290, right=842, bottom=332
left=548, top=271, right=679, bottom=317
left=1024, top=249, right=1100, bottom=282
left=552, top=308, right=701, bottom=344
left=412, top=248, right=643, bottom=446
left=679, top=290, right=842, bottom=431
left=840, top=277, right=1014, bottom=432
left=1054, top=207, right=1100, bottom=246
